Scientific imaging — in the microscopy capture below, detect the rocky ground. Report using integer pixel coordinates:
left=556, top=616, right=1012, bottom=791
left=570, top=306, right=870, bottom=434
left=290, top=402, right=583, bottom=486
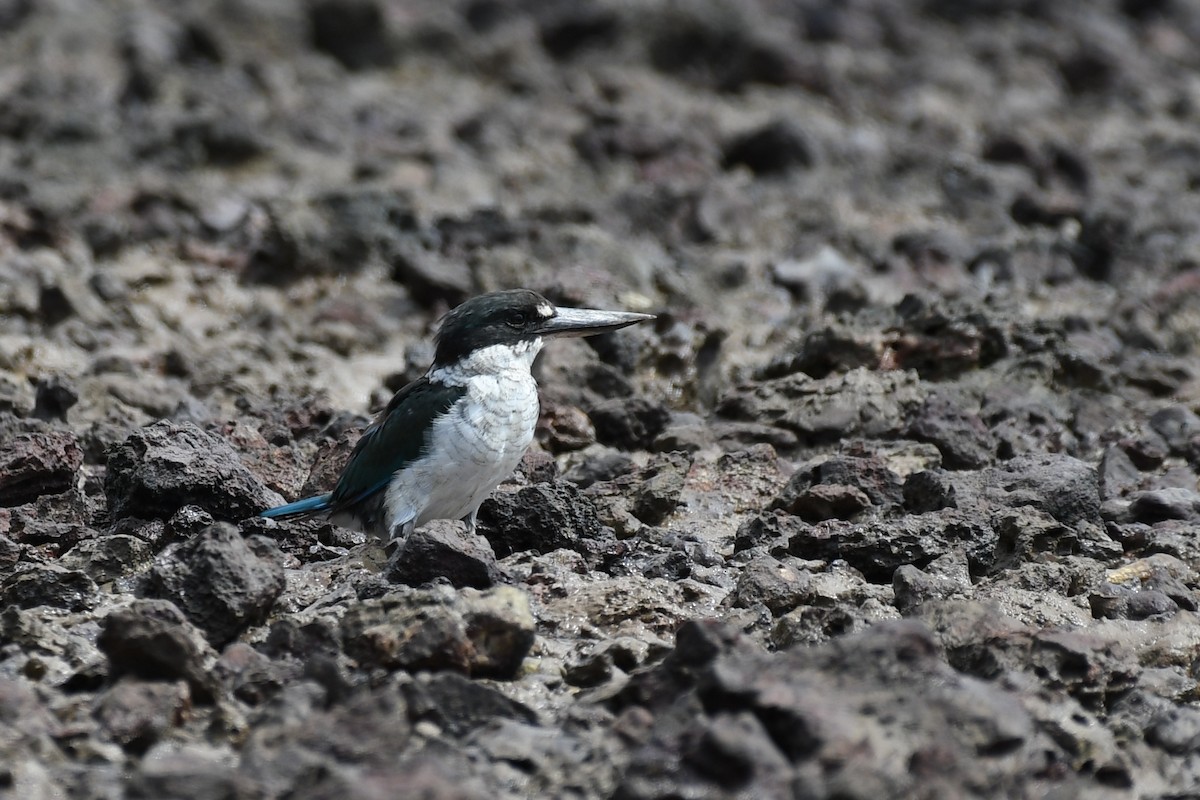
left=3, top=0, right=1200, bottom=797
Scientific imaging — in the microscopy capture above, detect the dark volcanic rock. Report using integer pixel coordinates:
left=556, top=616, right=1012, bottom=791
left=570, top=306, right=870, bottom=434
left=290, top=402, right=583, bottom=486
left=773, top=455, right=903, bottom=520
left=105, top=421, right=284, bottom=522
left=149, top=522, right=286, bottom=646
left=97, top=599, right=217, bottom=701
left=721, top=119, right=814, bottom=175
left=907, top=394, right=994, bottom=469
left=730, top=555, right=809, bottom=615
left=32, top=375, right=78, bottom=422
left=717, top=368, right=927, bottom=445
left=788, top=509, right=997, bottom=583
left=477, top=480, right=613, bottom=560
left=588, top=396, right=671, bottom=450
left=308, top=0, right=398, bottom=71
left=386, top=519, right=506, bottom=589
left=609, top=619, right=1129, bottom=799
left=0, top=430, right=83, bottom=507
left=627, top=450, right=692, bottom=525
left=341, top=586, right=534, bottom=679
left=402, top=672, right=537, bottom=737
left=93, top=678, right=190, bottom=753
left=0, top=563, right=98, bottom=611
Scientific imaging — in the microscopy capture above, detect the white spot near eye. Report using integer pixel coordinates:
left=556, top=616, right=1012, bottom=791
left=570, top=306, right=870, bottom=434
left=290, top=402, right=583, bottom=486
left=537, top=303, right=554, bottom=318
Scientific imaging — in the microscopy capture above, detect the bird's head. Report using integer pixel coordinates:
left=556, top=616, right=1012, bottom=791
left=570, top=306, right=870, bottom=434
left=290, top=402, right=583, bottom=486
left=432, top=289, right=654, bottom=370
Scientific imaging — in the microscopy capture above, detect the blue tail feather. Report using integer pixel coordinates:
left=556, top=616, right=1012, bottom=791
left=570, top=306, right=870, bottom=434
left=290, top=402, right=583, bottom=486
left=260, top=493, right=333, bottom=519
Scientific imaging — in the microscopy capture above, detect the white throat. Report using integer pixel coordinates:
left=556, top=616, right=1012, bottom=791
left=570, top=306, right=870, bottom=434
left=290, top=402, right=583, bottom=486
left=428, top=338, right=544, bottom=386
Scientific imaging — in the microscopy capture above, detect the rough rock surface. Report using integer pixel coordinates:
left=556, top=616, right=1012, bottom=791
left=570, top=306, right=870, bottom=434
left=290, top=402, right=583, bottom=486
left=3, top=1, right=1200, bottom=797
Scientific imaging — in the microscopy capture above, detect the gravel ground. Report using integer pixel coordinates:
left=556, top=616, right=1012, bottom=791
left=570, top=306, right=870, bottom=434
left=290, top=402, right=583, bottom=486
left=4, top=1, right=1200, bottom=798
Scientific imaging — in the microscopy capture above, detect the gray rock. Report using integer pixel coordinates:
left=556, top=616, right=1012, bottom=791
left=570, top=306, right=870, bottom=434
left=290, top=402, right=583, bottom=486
left=908, top=394, right=994, bottom=469
left=59, top=535, right=154, bottom=582
left=127, top=741, right=248, bottom=800
left=718, top=368, right=927, bottom=445
left=150, top=522, right=286, bottom=646
left=1099, top=444, right=1140, bottom=499
left=341, top=586, right=534, bottom=678
left=0, top=564, right=98, bottom=612
left=105, top=420, right=284, bottom=522
left=788, top=509, right=996, bottom=583
left=1149, top=405, right=1200, bottom=456
left=386, top=519, right=505, bottom=589
left=588, top=396, right=671, bottom=450
left=92, top=678, right=190, bottom=753
left=0, top=431, right=83, bottom=507
left=478, top=480, right=613, bottom=561
left=721, top=119, right=814, bottom=175
left=1128, top=488, right=1200, bottom=523
left=402, top=672, right=537, bottom=737
left=731, top=556, right=809, bottom=615
left=97, top=599, right=218, bottom=701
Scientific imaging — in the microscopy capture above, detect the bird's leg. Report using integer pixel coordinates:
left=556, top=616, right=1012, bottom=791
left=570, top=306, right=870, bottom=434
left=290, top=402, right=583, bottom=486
left=384, top=518, right=415, bottom=558
left=461, top=508, right=477, bottom=536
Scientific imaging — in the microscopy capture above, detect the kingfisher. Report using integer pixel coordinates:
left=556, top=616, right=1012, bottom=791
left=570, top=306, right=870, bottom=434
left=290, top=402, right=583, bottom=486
left=260, top=289, right=654, bottom=541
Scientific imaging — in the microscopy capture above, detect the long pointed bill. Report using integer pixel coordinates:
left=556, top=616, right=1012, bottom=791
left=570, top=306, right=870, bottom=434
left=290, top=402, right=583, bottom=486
left=538, top=306, right=656, bottom=338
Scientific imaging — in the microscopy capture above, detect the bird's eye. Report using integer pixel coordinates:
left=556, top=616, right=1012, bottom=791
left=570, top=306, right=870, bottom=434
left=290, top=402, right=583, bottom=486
left=505, top=311, right=529, bottom=328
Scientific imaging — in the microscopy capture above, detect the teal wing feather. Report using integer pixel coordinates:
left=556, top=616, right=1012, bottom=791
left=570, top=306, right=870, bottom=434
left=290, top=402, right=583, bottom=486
left=328, top=377, right=466, bottom=513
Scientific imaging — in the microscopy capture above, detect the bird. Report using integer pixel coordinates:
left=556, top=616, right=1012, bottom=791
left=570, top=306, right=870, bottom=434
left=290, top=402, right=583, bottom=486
left=260, top=288, right=655, bottom=542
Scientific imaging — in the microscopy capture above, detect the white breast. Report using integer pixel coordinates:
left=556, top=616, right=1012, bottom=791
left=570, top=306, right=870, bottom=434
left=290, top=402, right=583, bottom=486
left=382, top=341, right=543, bottom=538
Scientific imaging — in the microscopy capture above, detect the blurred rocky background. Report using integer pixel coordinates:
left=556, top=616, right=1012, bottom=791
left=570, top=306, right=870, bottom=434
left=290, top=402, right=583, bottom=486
left=3, top=0, right=1200, bottom=797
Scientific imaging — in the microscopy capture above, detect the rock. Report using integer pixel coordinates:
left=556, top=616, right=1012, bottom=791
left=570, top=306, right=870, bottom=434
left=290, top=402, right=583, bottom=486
left=730, top=556, right=809, bottom=615
left=1091, top=554, right=1198, bottom=620
left=92, top=678, right=190, bottom=753
left=1148, top=406, right=1200, bottom=456
left=717, top=368, right=926, bottom=445
left=538, top=401, right=597, bottom=453
left=308, top=0, right=397, bottom=71
left=893, top=563, right=970, bottom=614
left=1098, top=445, right=1140, bottom=499
left=614, top=619, right=1055, bottom=798
left=1147, top=707, right=1200, bottom=755
left=588, top=396, right=671, bottom=450
left=1128, top=488, right=1200, bottom=524
left=0, top=564, right=98, bottom=611
left=386, top=519, right=505, bottom=589
left=149, top=523, right=286, bottom=646
left=212, top=642, right=298, bottom=707
left=907, top=395, right=994, bottom=469
left=539, top=4, right=620, bottom=59
left=341, top=586, right=534, bottom=678
left=788, top=509, right=996, bottom=583
left=459, top=585, right=537, bottom=679
left=562, top=446, right=633, bottom=488
left=343, top=594, right=468, bottom=676
left=773, top=455, right=902, bottom=520
left=127, top=741, right=247, bottom=800
left=0, top=533, right=19, bottom=574
left=105, top=421, right=284, bottom=522
left=31, top=375, right=78, bottom=422
left=768, top=250, right=865, bottom=311
left=721, top=119, right=813, bottom=175
left=902, top=469, right=958, bottom=512
left=477, top=480, right=613, bottom=560
left=402, top=672, right=537, bottom=737
left=0, top=431, right=83, bottom=507
left=387, top=243, right=473, bottom=307
left=58, top=535, right=154, bottom=582
left=923, top=454, right=1102, bottom=532
left=97, top=600, right=217, bottom=701
left=627, top=451, right=692, bottom=525
left=784, top=483, right=872, bottom=521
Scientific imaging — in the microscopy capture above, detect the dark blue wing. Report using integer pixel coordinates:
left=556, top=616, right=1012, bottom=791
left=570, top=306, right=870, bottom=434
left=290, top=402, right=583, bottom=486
left=328, top=376, right=466, bottom=513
